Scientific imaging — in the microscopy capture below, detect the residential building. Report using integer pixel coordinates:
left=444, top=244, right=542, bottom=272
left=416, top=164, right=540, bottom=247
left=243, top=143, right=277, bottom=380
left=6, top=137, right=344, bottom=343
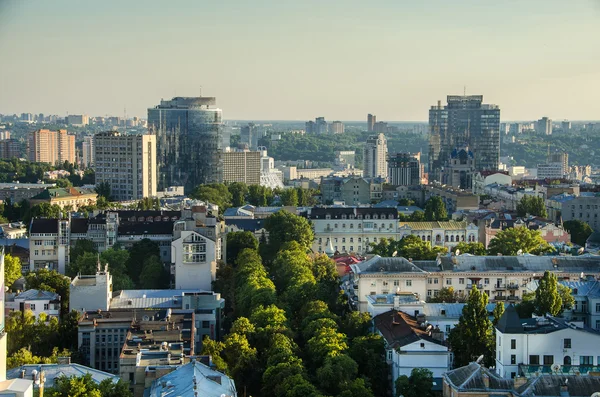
left=425, top=184, right=479, bottom=213
left=363, top=133, right=388, bottom=179
left=334, top=150, right=356, bottom=168
left=303, top=207, right=398, bottom=254
left=329, top=121, right=344, bottom=134
left=587, top=232, right=600, bottom=254
left=0, top=182, right=55, bottom=203
left=367, top=113, right=376, bottom=132
left=373, top=121, right=388, bottom=134
left=472, top=171, right=512, bottom=195
left=350, top=255, right=600, bottom=312
left=398, top=221, right=479, bottom=247
left=29, top=187, right=97, bottom=210
left=148, top=96, right=223, bottom=193
left=2, top=244, right=29, bottom=274
left=82, top=135, right=94, bottom=168
left=548, top=152, right=568, bottom=174
left=4, top=289, right=60, bottom=321
left=305, top=117, right=328, bottom=134
left=536, top=116, right=552, bottom=135
left=6, top=362, right=119, bottom=391
left=28, top=218, right=71, bottom=274
left=0, top=131, right=10, bottom=140
left=146, top=359, right=237, bottom=397
left=374, top=309, right=449, bottom=396
left=561, top=193, right=600, bottom=230
left=320, top=176, right=383, bottom=205
left=496, top=305, right=600, bottom=379
left=479, top=217, right=570, bottom=249
left=388, top=152, right=422, bottom=186
left=27, top=129, right=76, bottom=164
left=537, top=163, right=565, bottom=179
left=428, top=95, right=501, bottom=183
left=94, top=131, right=157, bottom=201
left=70, top=268, right=112, bottom=313
left=442, top=146, right=475, bottom=189
left=561, top=120, right=571, bottom=132
left=0, top=139, right=20, bottom=160
left=67, top=114, right=89, bottom=126
left=221, top=149, right=261, bottom=185
left=171, top=230, right=217, bottom=291
left=240, top=123, right=258, bottom=150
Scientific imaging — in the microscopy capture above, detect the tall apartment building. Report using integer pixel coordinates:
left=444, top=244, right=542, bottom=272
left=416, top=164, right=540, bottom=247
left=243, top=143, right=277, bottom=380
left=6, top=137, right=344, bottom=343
left=548, top=151, right=568, bottom=174
left=94, top=131, right=157, bottom=201
left=329, top=121, right=344, bottom=134
left=305, top=117, right=328, bottom=134
left=148, top=96, right=223, bottom=193
left=562, top=120, right=571, bottom=132
left=81, top=135, right=94, bottom=168
left=221, top=149, right=261, bottom=185
left=240, top=123, right=259, bottom=150
left=0, top=139, right=20, bottom=160
left=428, top=95, right=501, bottom=182
left=537, top=116, right=553, bottom=135
left=562, top=194, right=600, bottom=231
left=0, top=130, right=10, bottom=140
left=67, top=114, right=89, bottom=126
left=388, top=152, right=422, bottom=186
left=28, top=129, right=76, bottom=164
left=373, top=121, right=388, bottom=134
left=363, top=133, right=388, bottom=179
left=367, top=114, right=376, bottom=132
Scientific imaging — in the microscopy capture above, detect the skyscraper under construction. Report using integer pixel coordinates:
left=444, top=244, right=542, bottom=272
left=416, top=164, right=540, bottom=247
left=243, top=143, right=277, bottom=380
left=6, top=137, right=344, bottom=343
left=428, top=95, right=500, bottom=183
left=148, top=96, right=223, bottom=193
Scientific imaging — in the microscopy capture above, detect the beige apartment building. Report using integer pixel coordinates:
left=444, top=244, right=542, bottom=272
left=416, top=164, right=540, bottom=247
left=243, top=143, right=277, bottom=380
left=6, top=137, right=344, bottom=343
left=27, top=129, right=76, bottom=164
left=94, top=132, right=157, bottom=201
left=221, top=149, right=261, bottom=185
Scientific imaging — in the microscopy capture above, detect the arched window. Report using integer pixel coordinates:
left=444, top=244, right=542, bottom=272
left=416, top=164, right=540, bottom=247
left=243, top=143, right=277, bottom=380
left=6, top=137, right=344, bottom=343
left=334, top=223, right=338, bottom=228
left=445, top=235, right=449, bottom=242
left=564, top=356, right=572, bottom=365
left=450, top=236, right=455, bottom=242
left=389, top=223, right=393, bottom=229
left=427, top=236, right=431, bottom=241
left=436, top=235, right=441, bottom=242
left=342, top=223, right=346, bottom=228
left=422, top=235, right=426, bottom=241
left=461, top=235, right=465, bottom=241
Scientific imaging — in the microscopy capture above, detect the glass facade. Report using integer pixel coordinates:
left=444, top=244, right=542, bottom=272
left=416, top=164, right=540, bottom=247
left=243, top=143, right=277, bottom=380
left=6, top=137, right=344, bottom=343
left=148, top=97, right=223, bottom=193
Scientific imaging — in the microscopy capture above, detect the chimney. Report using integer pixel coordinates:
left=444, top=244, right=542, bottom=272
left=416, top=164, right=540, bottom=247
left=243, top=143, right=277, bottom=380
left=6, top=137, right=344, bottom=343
left=19, top=369, right=26, bottom=379
left=393, top=295, right=400, bottom=310
left=482, top=372, right=489, bottom=389
left=513, top=376, right=528, bottom=389
left=431, top=326, right=444, bottom=342
left=57, top=356, right=71, bottom=365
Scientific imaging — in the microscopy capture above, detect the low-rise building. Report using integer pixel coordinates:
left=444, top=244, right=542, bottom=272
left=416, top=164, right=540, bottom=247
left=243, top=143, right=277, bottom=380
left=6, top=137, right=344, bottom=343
left=0, top=223, right=27, bottom=239
left=4, top=289, right=60, bottom=321
left=0, top=182, right=55, bottom=203
left=6, top=361, right=119, bottom=389
left=473, top=171, right=512, bottom=195
left=374, top=309, right=449, bottom=396
left=561, top=193, right=600, bottom=231
left=29, top=187, right=97, bottom=210
left=70, top=268, right=112, bottom=313
left=425, top=184, right=479, bottom=213
left=398, top=221, right=479, bottom=248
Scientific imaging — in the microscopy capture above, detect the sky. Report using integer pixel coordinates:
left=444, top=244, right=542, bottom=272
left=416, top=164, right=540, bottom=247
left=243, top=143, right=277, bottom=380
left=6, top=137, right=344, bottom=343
left=1, top=0, right=600, bottom=122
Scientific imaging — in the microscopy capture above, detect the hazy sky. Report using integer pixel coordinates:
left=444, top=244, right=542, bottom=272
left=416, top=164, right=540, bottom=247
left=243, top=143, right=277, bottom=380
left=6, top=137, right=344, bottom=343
left=1, top=0, right=599, bottom=121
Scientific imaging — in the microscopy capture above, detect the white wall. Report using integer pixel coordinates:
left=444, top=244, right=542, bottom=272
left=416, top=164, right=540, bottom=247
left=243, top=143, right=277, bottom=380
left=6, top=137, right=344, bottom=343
left=172, top=231, right=217, bottom=290
left=69, top=273, right=112, bottom=312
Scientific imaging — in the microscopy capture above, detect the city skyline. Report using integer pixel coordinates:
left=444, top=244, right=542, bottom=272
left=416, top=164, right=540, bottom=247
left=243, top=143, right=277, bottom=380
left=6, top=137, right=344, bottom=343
left=1, top=0, right=599, bottom=121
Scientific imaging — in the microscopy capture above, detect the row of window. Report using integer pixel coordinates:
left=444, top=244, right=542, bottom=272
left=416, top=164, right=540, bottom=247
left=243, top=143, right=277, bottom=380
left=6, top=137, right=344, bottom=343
left=325, top=223, right=395, bottom=230
left=323, top=213, right=395, bottom=220
left=33, top=249, right=57, bottom=257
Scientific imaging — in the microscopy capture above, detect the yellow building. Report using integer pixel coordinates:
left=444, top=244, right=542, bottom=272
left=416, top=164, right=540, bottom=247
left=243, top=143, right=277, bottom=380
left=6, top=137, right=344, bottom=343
left=27, top=129, right=76, bottom=164
left=29, top=187, right=97, bottom=210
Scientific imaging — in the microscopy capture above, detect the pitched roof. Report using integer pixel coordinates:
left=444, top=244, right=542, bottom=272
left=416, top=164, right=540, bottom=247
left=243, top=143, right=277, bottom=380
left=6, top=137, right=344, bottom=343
left=373, top=309, right=446, bottom=349
left=351, top=255, right=428, bottom=274
left=517, top=374, right=600, bottom=396
left=30, top=218, right=58, bottom=234
left=15, top=289, right=60, bottom=301
left=225, top=219, right=266, bottom=232
left=443, top=362, right=513, bottom=392
left=70, top=218, right=89, bottom=234
left=6, top=363, right=119, bottom=388
left=496, top=305, right=523, bottom=334
left=399, top=221, right=470, bottom=230
left=437, top=255, right=600, bottom=273
left=117, top=221, right=174, bottom=235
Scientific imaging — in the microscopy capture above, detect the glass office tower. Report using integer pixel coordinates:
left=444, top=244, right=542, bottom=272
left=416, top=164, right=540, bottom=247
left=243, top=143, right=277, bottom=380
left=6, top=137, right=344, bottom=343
left=148, top=97, right=223, bottom=193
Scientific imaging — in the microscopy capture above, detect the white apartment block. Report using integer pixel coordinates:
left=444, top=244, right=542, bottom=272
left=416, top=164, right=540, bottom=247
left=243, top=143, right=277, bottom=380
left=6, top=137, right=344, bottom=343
left=4, top=289, right=61, bottom=321
left=28, top=218, right=70, bottom=274
left=82, top=135, right=94, bottom=168
left=363, top=133, right=388, bottom=179
left=171, top=230, right=217, bottom=291
left=94, top=131, right=157, bottom=201
left=350, top=255, right=600, bottom=313
left=496, top=305, right=600, bottom=379
left=398, top=221, right=479, bottom=247
left=70, top=268, right=112, bottom=313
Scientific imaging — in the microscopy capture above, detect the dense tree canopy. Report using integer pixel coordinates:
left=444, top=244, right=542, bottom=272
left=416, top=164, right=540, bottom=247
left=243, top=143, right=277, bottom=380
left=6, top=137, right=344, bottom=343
left=226, top=231, right=259, bottom=265
left=369, top=235, right=447, bottom=260
left=25, top=269, right=70, bottom=317
left=453, top=242, right=487, bottom=255
left=563, top=220, right=593, bottom=246
left=4, top=253, right=22, bottom=288
left=487, top=227, right=554, bottom=256
left=395, top=368, right=436, bottom=397
left=263, top=210, right=314, bottom=260
left=424, top=196, right=447, bottom=221
left=516, top=195, right=547, bottom=218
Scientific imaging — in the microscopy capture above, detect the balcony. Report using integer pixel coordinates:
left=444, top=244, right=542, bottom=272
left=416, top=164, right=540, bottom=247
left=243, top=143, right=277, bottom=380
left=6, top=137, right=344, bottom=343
left=466, top=284, right=483, bottom=290
left=495, top=296, right=507, bottom=301
left=507, top=284, right=520, bottom=290
left=519, top=364, right=600, bottom=378
left=507, top=295, right=521, bottom=302
left=324, top=227, right=334, bottom=232
left=494, top=284, right=506, bottom=291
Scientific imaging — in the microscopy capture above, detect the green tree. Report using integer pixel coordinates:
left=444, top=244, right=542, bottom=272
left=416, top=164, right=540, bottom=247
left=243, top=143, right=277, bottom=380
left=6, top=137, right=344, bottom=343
left=228, top=182, right=249, bottom=207
left=69, top=239, right=97, bottom=265
left=45, top=374, right=102, bottom=397
left=398, top=198, right=415, bottom=206
left=395, top=368, right=435, bottom=397
left=424, top=196, right=447, bottom=221
left=347, top=335, right=389, bottom=397
left=95, top=181, right=112, bottom=200
left=492, top=303, right=505, bottom=326
left=487, top=227, right=554, bottom=256
left=97, top=378, right=133, bottom=397
left=558, top=284, right=575, bottom=312
left=409, top=210, right=426, bottom=221
left=563, top=220, right=593, bottom=246
left=126, top=239, right=160, bottom=285
left=4, top=253, right=22, bottom=288
left=447, top=286, right=494, bottom=367
left=428, top=287, right=465, bottom=303
left=453, top=242, right=487, bottom=255
left=315, top=355, right=358, bottom=396
left=248, top=185, right=272, bottom=207
left=534, top=271, right=563, bottom=316
left=226, top=231, right=259, bottom=265
left=68, top=251, right=99, bottom=277
left=100, top=248, right=134, bottom=290
left=139, top=256, right=169, bottom=289
left=191, top=183, right=232, bottom=212
left=515, top=291, right=536, bottom=319
left=280, top=188, right=299, bottom=206
left=25, top=269, right=70, bottom=318
left=200, top=336, right=228, bottom=372
left=263, top=210, right=314, bottom=255
left=516, top=195, right=547, bottom=218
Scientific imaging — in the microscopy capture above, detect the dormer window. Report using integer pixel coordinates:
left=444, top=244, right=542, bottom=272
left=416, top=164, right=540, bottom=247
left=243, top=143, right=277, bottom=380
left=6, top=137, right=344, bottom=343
left=365, top=215, right=371, bottom=219
left=325, top=215, right=331, bottom=220
left=358, top=214, right=363, bottom=219
left=388, top=214, right=394, bottom=219
left=342, top=214, right=347, bottom=219
left=373, top=214, right=378, bottom=219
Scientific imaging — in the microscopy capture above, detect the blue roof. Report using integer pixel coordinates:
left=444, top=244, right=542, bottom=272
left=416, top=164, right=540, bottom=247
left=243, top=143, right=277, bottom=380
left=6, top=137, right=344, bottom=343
left=225, top=219, right=266, bottom=232
left=14, top=289, right=60, bottom=301
left=223, top=207, right=253, bottom=217
left=6, top=364, right=119, bottom=388
left=147, top=360, right=236, bottom=397
left=373, top=200, right=399, bottom=208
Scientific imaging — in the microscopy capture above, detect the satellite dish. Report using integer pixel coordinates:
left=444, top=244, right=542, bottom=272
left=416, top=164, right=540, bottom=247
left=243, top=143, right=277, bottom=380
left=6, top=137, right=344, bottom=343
left=142, top=315, right=150, bottom=321
left=517, top=249, right=523, bottom=256
left=392, top=250, right=398, bottom=257
left=551, top=363, right=561, bottom=372
left=590, top=392, right=600, bottom=397
left=455, top=249, right=460, bottom=256
left=476, top=355, right=484, bottom=364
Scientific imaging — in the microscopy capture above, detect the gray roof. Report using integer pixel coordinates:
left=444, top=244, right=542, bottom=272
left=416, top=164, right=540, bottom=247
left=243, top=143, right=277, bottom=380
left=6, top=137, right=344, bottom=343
left=351, top=255, right=428, bottom=274
left=110, top=289, right=221, bottom=310
left=422, top=303, right=499, bottom=319
left=443, top=362, right=513, bottom=392
left=525, top=280, right=600, bottom=297
left=438, top=254, right=600, bottom=274
left=146, top=360, right=236, bottom=397
left=14, top=289, right=60, bottom=302
left=496, top=305, right=523, bottom=333
left=6, top=364, right=119, bottom=388
left=517, top=374, right=600, bottom=396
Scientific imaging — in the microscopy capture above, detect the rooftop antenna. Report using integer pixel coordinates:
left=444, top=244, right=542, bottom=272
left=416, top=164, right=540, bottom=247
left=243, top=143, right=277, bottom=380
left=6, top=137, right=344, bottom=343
left=463, top=86, right=467, bottom=96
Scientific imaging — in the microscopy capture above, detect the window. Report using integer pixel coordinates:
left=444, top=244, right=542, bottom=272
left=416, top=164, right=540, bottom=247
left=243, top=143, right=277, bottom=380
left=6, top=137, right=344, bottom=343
left=30, top=304, right=36, bottom=310
left=202, top=321, right=210, bottom=329
left=387, top=350, right=393, bottom=361
left=44, top=304, right=49, bottom=310
left=511, top=339, right=516, bottom=349
left=459, top=278, right=465, bottom=284
left=445, top=325, right=451, bottom=333
left=580, top=356, right=593, bottom=365
left=34, top=240, right=42, bottom=246
left=596, top=320, right=600, bottom=330
left=511, top=355, right=516, bottom=365
left=420, top=343, right=425, bottom=348
left=427, top=290, right=432, bottom=297
left=511, top=372, right=516, bottom=379
left=543, top=355, right=554, bottom=365
left=446, top=278, right=452, bottom=285
left=434, top=278, right=439, bottom=284
left=406, top=280, right=412, bottom=286
left=393, top=280, right=399, bottom=286
left=596, top=303, right=600, bottom=313
left=428, top=278, right=432, bottom=284
left=529, top=355, right=539, bottom=365
left=484, top=278, right=489, bottom=284
left=564, top=339, right=571, bottom=349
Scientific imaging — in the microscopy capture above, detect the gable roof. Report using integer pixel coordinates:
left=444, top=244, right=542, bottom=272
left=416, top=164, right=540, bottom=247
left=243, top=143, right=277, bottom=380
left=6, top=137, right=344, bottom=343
left=15, top=289, right=60, bottom=301
left=517, top=374, right=600, bottom=396
left=443, top=362, right=513, bottom=392
left=30, top=218, right=58, bottom=234
left=373, top=309, right=446, bottom=349
left=351, top=255, right=428, bottom=274
left=496, top=305, right=523, bottom=334
left=147, top=360, right=236, bottom=397
left=6, top=363, right=119, bottom=388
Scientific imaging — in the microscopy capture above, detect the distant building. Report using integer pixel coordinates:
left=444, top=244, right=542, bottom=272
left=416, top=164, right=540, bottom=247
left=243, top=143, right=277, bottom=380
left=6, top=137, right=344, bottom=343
left=221, top=149, right=261, bottom=185
left=373, top=121, right=388, bottom=134
left=335, top=150, right=356, bottom=168
left=363, top=133, right=388, bottom=179
left=367, top=113, right=376, bottom=132
left=388, top=152, right=422, bottom=186
left=240, top=123, right=258, bottom=150
left=20, top=113, right=34, bottom=123
left=425, top=184, right=479, bottom=213
left=443, top=146, right=475, bottom=190
left=94, top=131, right=157, bottom=201
left=561, top=120, right=571, bottom=132
left=0, top=130, right=10, bottom=140
left=536, top=116, right=553, bottom=135
left=27, top=129, right=76, bottom=165
left=0, top=182, right=55, bottom=202
left=329, top=121, right=344, bottom=134
left=67, top=114, right=89, bottom=127
left=148, top=96, right=223, bottom=193
left=81, top=135, right=94, bottom=168
left=561, top=194, right=600, bottom=230
left=472, top=171, right=512, bottom=195
left=0, top=139, right=20, bottom=160
left=29, top=187, right=97, bottom=210
left=320, top=176, right=384, bottom=205
left=305, top=117, right=328, bottom=134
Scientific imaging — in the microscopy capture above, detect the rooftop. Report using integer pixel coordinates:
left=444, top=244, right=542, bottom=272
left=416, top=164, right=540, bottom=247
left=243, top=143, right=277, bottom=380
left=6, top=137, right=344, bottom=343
left=30, top=218, right=58, bottom=234
left=399, top=221, right=472, bottom=230
left=6, top=363, right=119, bottom=388
left=351, top=255, right=428, bottom=274
left=110, top=289, right=222, bottom=310
left=373, top=309, right=446, bottom=349
left=13, top=289, right=60, bottom=302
